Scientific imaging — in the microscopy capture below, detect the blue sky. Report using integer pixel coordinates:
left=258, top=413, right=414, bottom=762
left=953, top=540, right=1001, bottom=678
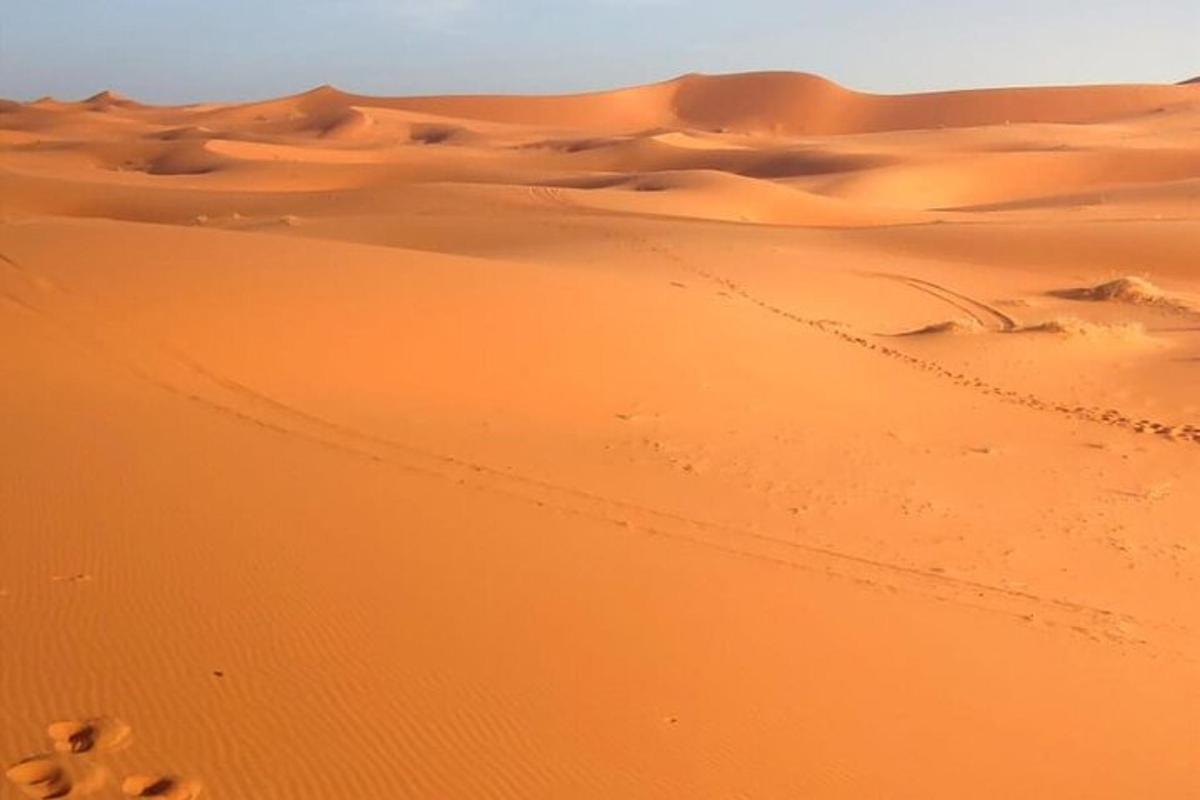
left=2, top=0, right=1196, bottom=102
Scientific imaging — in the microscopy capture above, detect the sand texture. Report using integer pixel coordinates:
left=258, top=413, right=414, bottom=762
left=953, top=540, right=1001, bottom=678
left=2, top=72, right=1199, bottom=798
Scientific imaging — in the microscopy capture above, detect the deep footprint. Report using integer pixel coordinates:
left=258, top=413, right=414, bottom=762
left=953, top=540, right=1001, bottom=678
left=47, top=716, right=132, bottom=754
left=5, top=756, right=73, bottom=799
left=122, top=774, right=203, bottom=799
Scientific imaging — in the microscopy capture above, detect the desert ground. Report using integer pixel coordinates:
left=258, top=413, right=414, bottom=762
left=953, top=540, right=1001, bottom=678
left=2, top=72, right=1199, bottom=798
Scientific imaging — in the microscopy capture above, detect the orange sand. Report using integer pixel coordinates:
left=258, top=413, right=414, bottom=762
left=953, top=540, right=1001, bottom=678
left=2, top=72, right=1199, bottom=799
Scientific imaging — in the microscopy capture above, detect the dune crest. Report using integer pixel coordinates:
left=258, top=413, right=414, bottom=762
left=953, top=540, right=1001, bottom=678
left=165, top=71, right=1200, bottom=137
left=84, top=89, right=140, bottom=109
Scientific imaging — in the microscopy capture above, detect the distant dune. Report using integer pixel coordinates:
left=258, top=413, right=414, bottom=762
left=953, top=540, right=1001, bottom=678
left=2, top=71, right=1200, bottom=800
left=177, top=71, right=1200, bottom=136
left=25, top=71, right=1196, bottom=135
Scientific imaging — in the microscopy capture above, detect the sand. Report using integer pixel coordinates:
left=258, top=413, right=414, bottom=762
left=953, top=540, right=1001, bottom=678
left=2, top=72, right=1199, bottom=799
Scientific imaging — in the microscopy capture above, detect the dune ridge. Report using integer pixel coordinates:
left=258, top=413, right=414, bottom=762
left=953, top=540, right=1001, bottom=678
left=313, top=72, right=1200, bottom=134
left=12, top=71, right=1198, bottom=137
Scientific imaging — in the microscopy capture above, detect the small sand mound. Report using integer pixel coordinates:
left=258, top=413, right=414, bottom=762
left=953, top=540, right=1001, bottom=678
left=1050, top=276, right=1195, bottom=312
left=898, top=319, right=986, bottom=336
left=1058, top=277, right=1163, bottom=303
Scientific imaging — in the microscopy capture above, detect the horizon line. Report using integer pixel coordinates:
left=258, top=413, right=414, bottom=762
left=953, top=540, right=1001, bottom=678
left=5, top=69, right=1199, bottom=107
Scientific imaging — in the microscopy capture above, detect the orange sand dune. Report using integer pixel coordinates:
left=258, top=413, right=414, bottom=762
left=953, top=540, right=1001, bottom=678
left=2, top=72, right=1199, bottom=799
left=284, top=71, right=1200, bottom=134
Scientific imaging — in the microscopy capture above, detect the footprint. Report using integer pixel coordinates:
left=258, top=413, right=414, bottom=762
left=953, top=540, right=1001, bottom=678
left=47, top=717, right=132, bottom=754
left=6, top=753, right=109, bottom=799
left=50, top=573, right=92, bottom=584
left=5, top=756, right=72, bottom=799
left=122, top=775, right=203, bottom=799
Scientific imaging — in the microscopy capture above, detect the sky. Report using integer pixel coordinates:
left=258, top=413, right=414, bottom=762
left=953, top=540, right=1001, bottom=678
left=2, top=0, right=1197, bottom=103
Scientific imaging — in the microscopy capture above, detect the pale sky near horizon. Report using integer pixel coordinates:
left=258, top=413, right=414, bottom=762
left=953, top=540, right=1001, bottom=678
left=2, top=0, right=1197, bottom=102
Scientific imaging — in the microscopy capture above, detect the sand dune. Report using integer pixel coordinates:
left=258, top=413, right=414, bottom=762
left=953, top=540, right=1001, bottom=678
left=533, top=169, right=926, bottom=225
left=256, top=72, right=1199, bottom=135
left=817, top=147, right=1200, bottom=209
left=2, top=72, right=1200, bottom=799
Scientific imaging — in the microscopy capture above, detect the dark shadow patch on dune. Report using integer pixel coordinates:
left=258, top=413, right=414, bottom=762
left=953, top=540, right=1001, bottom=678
left=150, top=126, right=225, bottom=142
left=731, top=151, right=893, bottom=179
left=317, top=107, right=373, bottom=140
left=533, top=174, right=676, bottom=192
left=411, top=127, right=454, bottom=145
left=144, top=161, right=220, bottom=176
left=409, top=124, right=473, bottom=145
left=535, top=175, right=632, bottom=190
left=8, top=140, right=76, bottom=154
left=974, top=142, right=1078, bottom=153
left=519, top=136, right=633, bottom=153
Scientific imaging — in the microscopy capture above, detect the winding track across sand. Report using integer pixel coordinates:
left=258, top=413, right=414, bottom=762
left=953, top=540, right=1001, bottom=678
left=871, top=272, right=1019, bottom=331
left=628, top=240, right=1200, bottom=445
left=0, top=246, right=1151, bottom=647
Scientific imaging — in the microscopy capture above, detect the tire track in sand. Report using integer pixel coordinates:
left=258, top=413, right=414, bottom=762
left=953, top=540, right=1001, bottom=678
left=0, top=247, right=1156, bottom=647
left=632, top=240, right=1200, bottom=446
left=870, top=272, right=1018, bottom=331
left=527, top=184, right=575, bottom=210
